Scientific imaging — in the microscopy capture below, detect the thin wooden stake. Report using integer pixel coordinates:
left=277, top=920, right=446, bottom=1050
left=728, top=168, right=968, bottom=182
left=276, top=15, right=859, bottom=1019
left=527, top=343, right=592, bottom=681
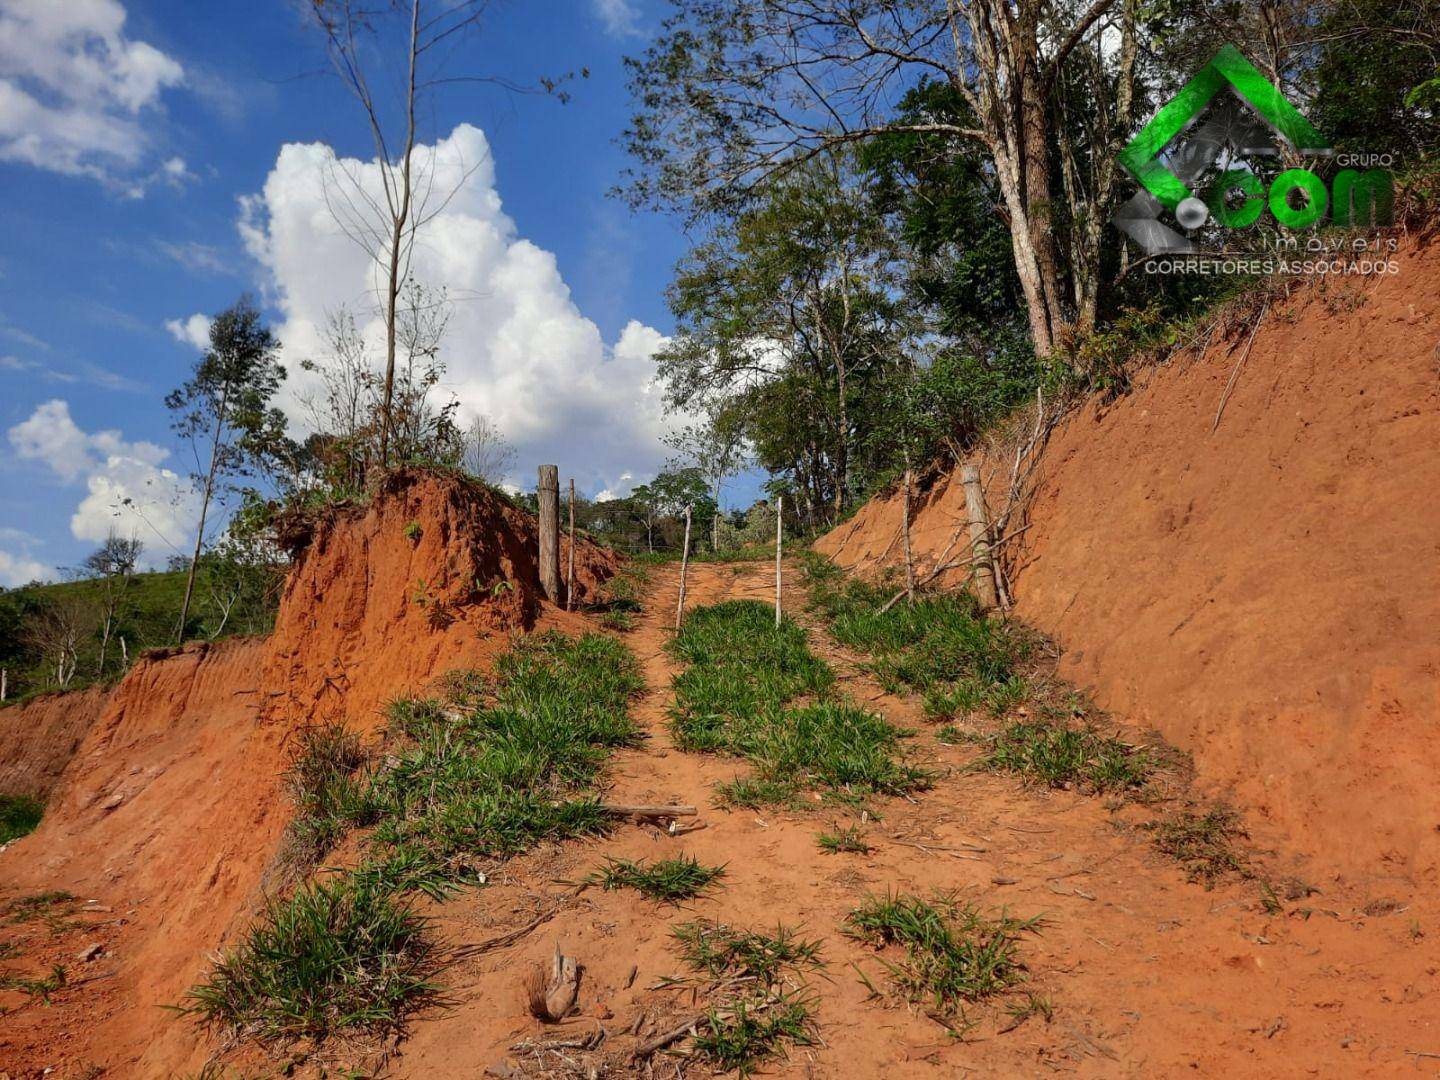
left=900, top=467, right=916, bottom=605
left=537, top=465, right=561, bottom=602
left=774, top=494, right=783, bottom=627
left=565, top=478, right=576, bottom=611
left=1, top=668, right=6, bottom=703
left=960, top=463, right=999, bottom=611
left=675, top=504, right=692, bottom=631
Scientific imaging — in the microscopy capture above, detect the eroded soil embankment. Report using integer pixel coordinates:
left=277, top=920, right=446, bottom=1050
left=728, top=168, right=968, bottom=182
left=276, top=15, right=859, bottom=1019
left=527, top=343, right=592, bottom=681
left=817, top=237, right=1440, bottom=890
left=0, top=469, right=617, bottom=1077
left=0, top=686, right=110, bottom=801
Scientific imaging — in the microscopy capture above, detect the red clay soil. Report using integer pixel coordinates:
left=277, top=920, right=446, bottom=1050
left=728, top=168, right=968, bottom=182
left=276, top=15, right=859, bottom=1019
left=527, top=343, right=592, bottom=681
left=817, top=236, right=1440, bottom=893
left=0, top=686, right=110, bottom=800
left=0, top=470, right=616, bottom=1078
left=211, top=563, right=1440, bottom=1077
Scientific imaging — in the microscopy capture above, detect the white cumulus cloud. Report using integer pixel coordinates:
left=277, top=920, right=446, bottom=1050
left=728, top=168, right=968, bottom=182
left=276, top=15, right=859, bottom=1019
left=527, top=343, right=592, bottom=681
left=240, top=123, right=677, bottom=496
left=7, top=398, right=199, bottom=560
left=592, top=0, right=644, bottom=38
left=0, top=546, right=50, bottom=587
left=165, top=313, right=212, bottom=350
left=0, top=0, right=185, bottom=187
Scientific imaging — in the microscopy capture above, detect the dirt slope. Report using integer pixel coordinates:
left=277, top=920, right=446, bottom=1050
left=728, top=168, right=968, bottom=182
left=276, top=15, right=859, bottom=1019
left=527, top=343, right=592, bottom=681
left=817, top=238, right=1440, bottom=890
left=0, top=470, right=615, bottom=1078
left=0, top=686, right=110, bottom=800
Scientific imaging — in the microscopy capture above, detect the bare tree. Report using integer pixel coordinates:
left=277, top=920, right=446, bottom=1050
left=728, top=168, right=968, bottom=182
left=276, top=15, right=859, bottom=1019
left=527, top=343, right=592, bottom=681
left=461, top=414, right=516, bottom=485
left=22, top=594, right=98, bottom=690
left=83, top=530, right=143, bottom=677
left=307, top=0, right=576, bottom=465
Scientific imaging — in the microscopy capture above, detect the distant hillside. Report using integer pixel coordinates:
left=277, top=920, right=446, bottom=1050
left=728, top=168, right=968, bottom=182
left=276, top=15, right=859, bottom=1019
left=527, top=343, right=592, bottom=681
left=0, top=566, right=274, bottom=704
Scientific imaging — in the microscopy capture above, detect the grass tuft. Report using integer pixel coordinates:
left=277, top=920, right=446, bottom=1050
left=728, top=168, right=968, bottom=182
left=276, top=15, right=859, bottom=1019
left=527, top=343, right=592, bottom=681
left=1143, top=809, right=1250, bottom=886
left=0, top=795, right=43, bottom=845
left=694, top=991, right=819, bottom=1076
left=181, top=876, right=441, bottom=1044
left=587, top=854, right=726, bottom=902
left=282, top=722, right=372, bottom=871
left=673, top=920, right=825, bottom=985
left=816, top=824, right=871, bottom=854
left=0, top=962, right=67, bottom=1003
left=846, top=892, right=1039, bottom=1016
left=673, top=919, right=826, bottom=1075
left=801, top=553, right=1031, bottom=720
left=973, top=720, right=1148, bottom=793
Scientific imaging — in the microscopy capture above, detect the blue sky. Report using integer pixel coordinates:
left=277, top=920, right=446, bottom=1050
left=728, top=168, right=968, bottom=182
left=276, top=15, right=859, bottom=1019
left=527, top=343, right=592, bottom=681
left=0, top=0, right=747, bottom=584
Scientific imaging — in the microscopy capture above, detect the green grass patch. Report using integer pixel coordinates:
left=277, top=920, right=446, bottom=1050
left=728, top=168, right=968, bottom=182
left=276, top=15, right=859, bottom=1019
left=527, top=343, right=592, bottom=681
left=1143, top=809, right=1251, bottom=886
left=186, top=629, right=642, bottom=1049
left=816, top=824, right=871, bottom=854
left=281, top=723, right=371, bottom=872
left=587, top=854, right=726, bottom=902
left=356, top=631, right=643, bottom=894
left=714, top=776, right=802, bottom=809
left=673, top=920, right=826, bottom=984
left=801, top=553, right=1031, bottom=721
left=0, top=795, right=43, bottom=845
left=672, top=919, right=824, bottom=1074
left=181, top=876, right=441, bottom=1044
left=973, top=720, right=1149, bottom=793
left=694, top=992, right=819, bottom=1076
left=3, top=891, right=78, bottom=930
left=669, top=600, right=929, bottom=805
left=846, top=892, right=1039, bottom=1017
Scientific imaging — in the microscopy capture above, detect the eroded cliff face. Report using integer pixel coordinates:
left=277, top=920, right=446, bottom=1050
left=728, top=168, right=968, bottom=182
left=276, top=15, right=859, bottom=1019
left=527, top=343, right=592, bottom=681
left=818, top=238, right=1440, bottom=889
left=0, top=469, right=618, bottom=1076
left=0, top=685, right=111, bottom=800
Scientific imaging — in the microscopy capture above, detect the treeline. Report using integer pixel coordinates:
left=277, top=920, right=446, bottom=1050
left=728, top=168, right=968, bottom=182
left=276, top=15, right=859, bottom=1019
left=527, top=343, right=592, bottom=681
left=619, top=0, right=1440, bottom=531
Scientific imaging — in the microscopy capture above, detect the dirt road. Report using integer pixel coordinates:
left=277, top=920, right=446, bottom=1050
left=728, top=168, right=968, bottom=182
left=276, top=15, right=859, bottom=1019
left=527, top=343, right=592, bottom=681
left=392, top=558, right=1439, bottom=1078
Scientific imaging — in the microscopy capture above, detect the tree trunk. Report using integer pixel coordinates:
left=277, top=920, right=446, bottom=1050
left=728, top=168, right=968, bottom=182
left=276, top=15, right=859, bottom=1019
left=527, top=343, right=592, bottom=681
left=177, top=384, right=229, bottom=643
left=675, top=505, right=692, bottom=631
left=537, top=465, right=561, bottom=602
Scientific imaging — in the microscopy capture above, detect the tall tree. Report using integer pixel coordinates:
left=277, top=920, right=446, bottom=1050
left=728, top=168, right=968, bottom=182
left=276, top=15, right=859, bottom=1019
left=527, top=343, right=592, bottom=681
left=621, top=0, right=1139, bottom=354
left=166, top=297, right=286, bottom=643
left=307, top=0, right=577, bottom=465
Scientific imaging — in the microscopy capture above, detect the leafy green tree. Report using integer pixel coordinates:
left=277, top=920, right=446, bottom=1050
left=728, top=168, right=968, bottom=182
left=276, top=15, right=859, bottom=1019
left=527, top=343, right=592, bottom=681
left=166, top=296, right=287, bottom=643
left=658, top=153, right=906, bottom=525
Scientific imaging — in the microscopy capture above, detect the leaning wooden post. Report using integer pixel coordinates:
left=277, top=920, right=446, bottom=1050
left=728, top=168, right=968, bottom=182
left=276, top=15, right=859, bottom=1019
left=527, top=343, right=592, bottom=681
left=675, top=504, right=693, bottom=631
left=565, top=478, right=576, bottom=611
left=1, top=668, right=7, bottom=703
left=774, top=495, right=783, bottom=628
left=960, top=463, right=999, bottom=612
left=537, top=465, right=561, bottom=603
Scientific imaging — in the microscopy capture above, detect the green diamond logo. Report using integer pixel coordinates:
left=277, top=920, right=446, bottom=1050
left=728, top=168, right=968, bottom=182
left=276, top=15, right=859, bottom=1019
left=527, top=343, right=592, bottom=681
left=1119, top=44, right=1330, bottom=212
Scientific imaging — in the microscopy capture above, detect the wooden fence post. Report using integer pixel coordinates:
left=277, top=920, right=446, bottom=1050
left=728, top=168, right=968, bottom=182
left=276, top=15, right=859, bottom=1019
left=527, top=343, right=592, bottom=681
left=774, top=495, right=783, bottom=628
left=901, top=467, right=916, bottom=605
left=566, top=478, right=576, bottom=611
left=675, top=504, right=692, bottom=631
left=960, top=463, right=999, bottom=612
left=1, top=668, right=6, bottom=703
left=538, top=465, right=561, bottom=603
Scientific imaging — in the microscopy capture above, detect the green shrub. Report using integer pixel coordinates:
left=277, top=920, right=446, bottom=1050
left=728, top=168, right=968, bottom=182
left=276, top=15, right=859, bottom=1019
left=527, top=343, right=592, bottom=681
left=0, top=795, right=43, bottom=845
